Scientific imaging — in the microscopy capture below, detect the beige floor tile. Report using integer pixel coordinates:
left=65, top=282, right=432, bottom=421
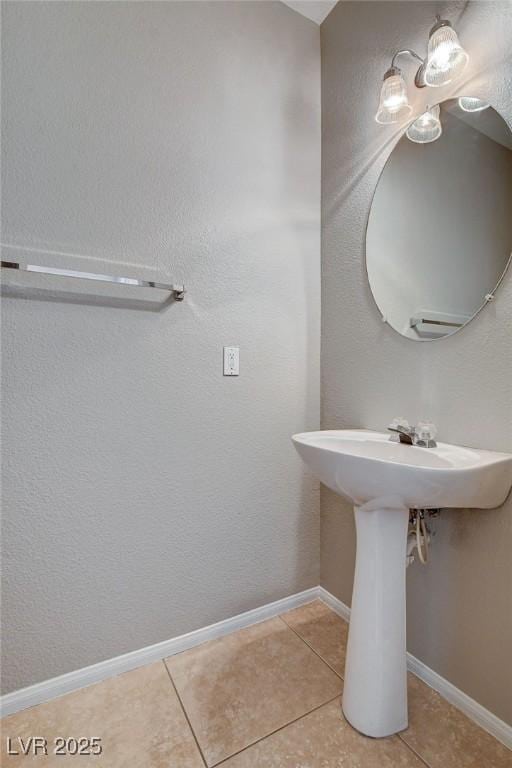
left=222, top=698, right=424, bottom=767
left=400, top=673, right=512, bottom=768
left=0, top=662, right=203, bottom=767
left=281, top=599, right=348, bottom=677
left=165, top=617, right=342, bottom=767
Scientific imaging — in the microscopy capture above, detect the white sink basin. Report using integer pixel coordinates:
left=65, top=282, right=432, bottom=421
left=292, top=429, right=512, bottom=739
left=292, top=429, right=512, bottom=509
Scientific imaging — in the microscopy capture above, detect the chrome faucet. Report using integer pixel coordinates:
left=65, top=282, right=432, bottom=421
left=388, top=424, right=415, bottom=445
left=387, top=419, right=437, bottom=448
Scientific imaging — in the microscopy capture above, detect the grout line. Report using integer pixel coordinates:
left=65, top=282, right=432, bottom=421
left=162, top=660, right=208, bottom=768
left=278, top=612, right=433, bottom=766
left=397, top=733, right=433, bottom=768
left=211, top=695, right=342, bottom=767
left=277, top=614, right=344, bottom=681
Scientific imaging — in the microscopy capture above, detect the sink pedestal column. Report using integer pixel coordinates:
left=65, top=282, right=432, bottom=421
left=342, top=502, right=409, bottom=738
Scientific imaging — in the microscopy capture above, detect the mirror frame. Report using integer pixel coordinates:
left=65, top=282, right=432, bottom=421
left=365, top=95, right=512, bottom=342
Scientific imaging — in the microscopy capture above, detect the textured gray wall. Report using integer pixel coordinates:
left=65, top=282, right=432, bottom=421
left=1, top=1, right=320, bottom=694
left=321, top=1, right=512, bottom=724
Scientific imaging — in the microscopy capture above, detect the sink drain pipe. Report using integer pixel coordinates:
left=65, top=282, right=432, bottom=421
left=407, top=510, right=439, bottom=566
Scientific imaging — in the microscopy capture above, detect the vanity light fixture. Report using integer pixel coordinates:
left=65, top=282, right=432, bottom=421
left=375, top=66, right=412, bottom=124
left=423, top=17, right=469, bottom=87
left=374, top=15, right=469, bottom=125
left=458, top=96, right=490, bottom=112
left=406, top=105, right=442, bottom=144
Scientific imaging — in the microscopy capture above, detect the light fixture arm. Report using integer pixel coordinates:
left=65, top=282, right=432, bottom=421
left=389, top=49, right=427, bottom=88
left=390, top=49, right=424, bottom=69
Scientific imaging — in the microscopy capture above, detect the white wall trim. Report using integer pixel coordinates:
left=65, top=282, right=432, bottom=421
left=405, top=654, right=512, bottom=752
left=0, top=587, right=318, bottom=718
left=317, top=585, right=351, bottom=621
left=317, top=587, right=512, bottom=750
left=2, top=584, right=511, bottom=751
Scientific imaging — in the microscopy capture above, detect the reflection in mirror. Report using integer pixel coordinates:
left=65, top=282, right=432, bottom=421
left=366, top=98, right=512, bottom=340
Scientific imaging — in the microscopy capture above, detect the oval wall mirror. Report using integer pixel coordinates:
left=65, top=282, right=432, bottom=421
left=366, top=97, right=512, bottom=340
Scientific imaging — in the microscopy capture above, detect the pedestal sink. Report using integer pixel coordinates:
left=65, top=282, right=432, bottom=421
left=292, top=429, right=512, bottom=738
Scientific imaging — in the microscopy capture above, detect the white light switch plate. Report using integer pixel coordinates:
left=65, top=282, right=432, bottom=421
left=223, top=346, right=239, bottom=376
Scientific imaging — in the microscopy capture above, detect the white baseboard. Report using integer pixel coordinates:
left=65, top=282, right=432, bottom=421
left=0, top=587, right=318, bottom=718
left=317, top=585, right=351, bottom=621
left=2, top=584, right=511, bottom=751
left=405, top=654, right=512, bottom=752
left=316, top=586, right=512, bottom=751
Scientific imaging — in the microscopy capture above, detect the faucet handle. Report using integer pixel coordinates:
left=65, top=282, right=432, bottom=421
left=388, top=417, right=414, bottom=443
left=414, top=421, right=437, bottom=447
left=388, top=416, right=410, bottom=431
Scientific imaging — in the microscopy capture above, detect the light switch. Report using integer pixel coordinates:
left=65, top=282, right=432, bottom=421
left=223, top=346, right=239, bottom=376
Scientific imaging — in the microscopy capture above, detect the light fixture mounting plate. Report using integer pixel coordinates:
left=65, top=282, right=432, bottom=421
left=414, top=63, right=428, bottom=88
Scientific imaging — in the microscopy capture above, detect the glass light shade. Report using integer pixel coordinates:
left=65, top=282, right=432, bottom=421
left=424, top=22, right=468, bottom=86
left=458, top=96, right=490, bottom=112
left=375, top=69, right=412, bottom=124
left=406, top=105, right=442, bottom=144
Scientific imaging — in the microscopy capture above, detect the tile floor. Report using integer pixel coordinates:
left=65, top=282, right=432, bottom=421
left=2, top=600, right=511, bottom=767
